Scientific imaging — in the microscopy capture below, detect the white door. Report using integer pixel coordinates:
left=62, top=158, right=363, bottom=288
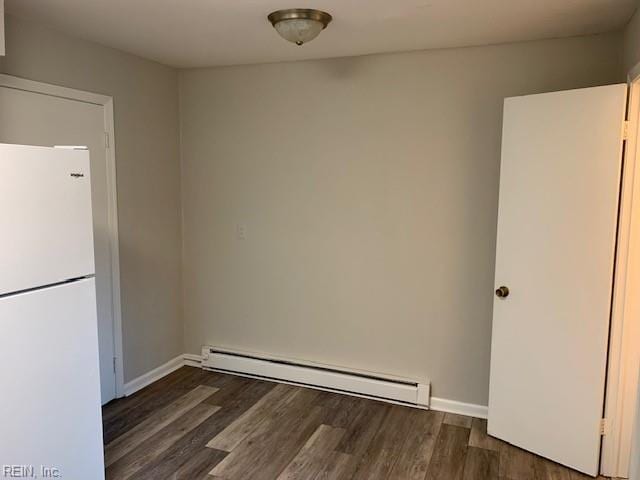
left=488, top=84, right=627, bottom=476
left=0, top=278, right=105, bottom=479
left=0, top=144, right=95, bottom=294
left=0, top=86, right=117, bottom=404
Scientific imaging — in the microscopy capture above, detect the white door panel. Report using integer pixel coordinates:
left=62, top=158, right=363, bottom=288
left=0, top=87, right=116, bottom=403
left=488, top=84, right=627, bottom=475
left=0, top=278, right=105, bottom=479
left=0, top=143, right=95, bottom=293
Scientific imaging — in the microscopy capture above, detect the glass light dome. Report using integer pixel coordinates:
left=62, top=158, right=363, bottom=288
left=274, top=18, right=325, bottom=45
left=268, top=9, right=332, bottom=46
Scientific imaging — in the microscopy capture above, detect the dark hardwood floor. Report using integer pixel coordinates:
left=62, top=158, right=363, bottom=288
left=102, top=366, right=606, bottom=480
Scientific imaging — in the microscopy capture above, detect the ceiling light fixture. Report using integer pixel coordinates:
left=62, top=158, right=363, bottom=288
left=267, top=8, right=332, bottom=46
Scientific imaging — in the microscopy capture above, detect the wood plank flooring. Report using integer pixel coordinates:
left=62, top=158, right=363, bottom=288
left=102, top=366, right=608, bottom=480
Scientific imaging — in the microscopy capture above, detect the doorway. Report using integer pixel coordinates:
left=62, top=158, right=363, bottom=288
left=488, top=80, right=640, bottom=478
left=488, top=84, right=626, bottom=476
left=0, top=74, right=124, bottom=404
left=600, top=66, right=640, bottom=479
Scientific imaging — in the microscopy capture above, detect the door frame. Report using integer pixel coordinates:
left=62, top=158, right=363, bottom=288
left=0, top=73, right=125, bottom=399
left=601, top=67, right=640, bottom=478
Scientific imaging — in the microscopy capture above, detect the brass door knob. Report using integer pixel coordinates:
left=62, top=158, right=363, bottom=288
left=495, top=286, right=509, bottom=298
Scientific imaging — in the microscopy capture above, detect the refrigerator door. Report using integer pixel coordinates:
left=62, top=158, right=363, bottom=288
left=0, top=143, right=95, bottom=295
left=0, top=278, right=104, bottom=479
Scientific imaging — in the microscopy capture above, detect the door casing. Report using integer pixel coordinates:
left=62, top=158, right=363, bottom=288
left=601, top=65, right=640, bottom=479
left=0, top=73, right=125, bottom=401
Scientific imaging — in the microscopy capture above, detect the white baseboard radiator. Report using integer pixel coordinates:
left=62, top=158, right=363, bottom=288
left=200, top=346, right=430, bottom=409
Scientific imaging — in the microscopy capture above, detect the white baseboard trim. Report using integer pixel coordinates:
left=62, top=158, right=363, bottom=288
left=430, top=397, right=488, bottom=419
left=183, top=353, right=203, bottom=368
left=123, top=354, right=186, bottom=396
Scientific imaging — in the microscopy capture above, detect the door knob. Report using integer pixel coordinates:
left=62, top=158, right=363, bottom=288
left=495, top=286, right=509, bottom=298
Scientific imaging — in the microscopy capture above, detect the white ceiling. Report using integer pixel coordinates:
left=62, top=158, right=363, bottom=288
left=5, top=0, right=637, bottom=68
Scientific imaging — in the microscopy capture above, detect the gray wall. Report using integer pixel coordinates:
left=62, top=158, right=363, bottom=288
left=0, top=12, right=628, bottom=404
left=179, top=32, right=623, bottom=405
left=0, top=15, right=184, bottom=383
left=624, top=8, right=640, bottom=75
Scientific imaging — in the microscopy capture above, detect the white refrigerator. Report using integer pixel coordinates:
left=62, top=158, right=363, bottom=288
left=0, top=143, right=105, bottom=479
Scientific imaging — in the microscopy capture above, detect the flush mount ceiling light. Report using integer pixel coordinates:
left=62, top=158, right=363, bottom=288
left=267, top=9, right=332, bottom=46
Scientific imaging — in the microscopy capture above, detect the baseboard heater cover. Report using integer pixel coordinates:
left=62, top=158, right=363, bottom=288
left=200, top=347, right=430, bottom=408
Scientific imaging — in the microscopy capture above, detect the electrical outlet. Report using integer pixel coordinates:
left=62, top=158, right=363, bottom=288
left=236, top=224, right=247, bottom=240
